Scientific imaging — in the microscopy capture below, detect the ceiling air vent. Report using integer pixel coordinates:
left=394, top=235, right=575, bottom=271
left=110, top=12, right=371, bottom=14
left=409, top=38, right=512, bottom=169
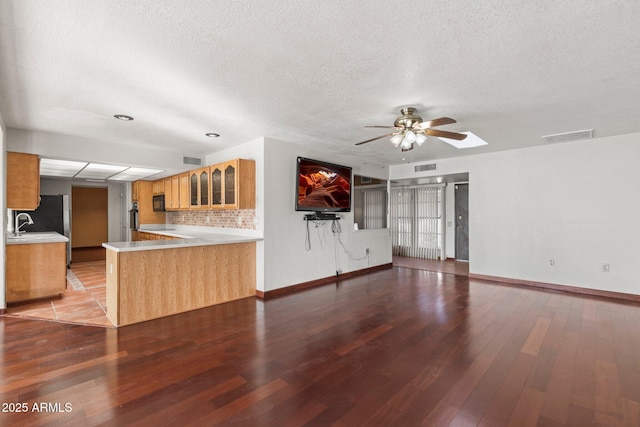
left=542, top=129, right=594, bottom=144
left=182, top=156, right=203, bottom=166
left=415, top=163, right=436, bottom=172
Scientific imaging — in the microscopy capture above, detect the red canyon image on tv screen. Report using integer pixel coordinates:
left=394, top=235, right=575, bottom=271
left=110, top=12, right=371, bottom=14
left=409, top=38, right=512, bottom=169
left=296, top=157, right=352, bottom=212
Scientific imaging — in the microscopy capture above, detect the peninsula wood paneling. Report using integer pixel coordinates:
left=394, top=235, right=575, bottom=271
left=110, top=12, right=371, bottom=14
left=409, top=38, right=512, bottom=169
left=105, top=248, right=119, bottom=325
left=106, top=242, right=256, bottom=326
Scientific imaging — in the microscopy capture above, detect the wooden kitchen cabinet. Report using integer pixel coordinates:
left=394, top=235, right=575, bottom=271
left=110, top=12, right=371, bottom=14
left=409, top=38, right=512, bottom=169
left=132, top=180, right=140, bottom=202
left=211, top=159, right=255, bottom=209
left=179, top=173, right=190, bottom=209
left=152, top=179, right=165, bottom=195
left=162, top=158, right=255, bottom=211
left=133, top=181, right=165, bottom=225
left=188, top=167, right=210, bottom=209
left=7, top=152, right=40, bottom=210
left=136, top=231, right=179, bottom=241
left=167, top=175, right=180, bottom=210
left=164, top=177, right=172, bottom=209
left=6, top=242, right=66, bottom=303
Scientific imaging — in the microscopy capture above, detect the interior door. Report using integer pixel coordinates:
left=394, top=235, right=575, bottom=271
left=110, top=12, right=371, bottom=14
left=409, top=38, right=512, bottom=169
left=455, top=184, right=469, bottom=261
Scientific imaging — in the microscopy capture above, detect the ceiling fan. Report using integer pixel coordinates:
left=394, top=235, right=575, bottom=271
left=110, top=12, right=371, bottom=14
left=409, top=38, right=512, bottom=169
left=356, top=107, right=467, bottom=152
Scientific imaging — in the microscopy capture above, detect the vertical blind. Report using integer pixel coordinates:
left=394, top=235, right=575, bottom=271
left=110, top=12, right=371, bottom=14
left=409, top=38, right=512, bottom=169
left=363, top=189, right=387, bottom=229
left=390, top=186, right=443, bottom=259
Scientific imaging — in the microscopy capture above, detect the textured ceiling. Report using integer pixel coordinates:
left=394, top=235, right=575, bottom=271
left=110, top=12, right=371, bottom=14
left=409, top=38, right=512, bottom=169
left=1, top=0, right=639, bottom=168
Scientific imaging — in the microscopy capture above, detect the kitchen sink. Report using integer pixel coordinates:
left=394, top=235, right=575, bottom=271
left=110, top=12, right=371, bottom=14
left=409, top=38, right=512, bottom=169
left=6, top=233, right=62, bottom=241
left=8, top=234, right=47, bottom=240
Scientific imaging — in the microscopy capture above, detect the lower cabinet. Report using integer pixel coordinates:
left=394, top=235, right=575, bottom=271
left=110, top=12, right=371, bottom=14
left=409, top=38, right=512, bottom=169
left=135, top=231, right=179, bottom=241
left=6, top=242, right=66, bottom=303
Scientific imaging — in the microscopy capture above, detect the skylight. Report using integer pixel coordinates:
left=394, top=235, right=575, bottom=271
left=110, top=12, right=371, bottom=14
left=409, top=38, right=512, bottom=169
left=438, top=131, right=488, bottom=149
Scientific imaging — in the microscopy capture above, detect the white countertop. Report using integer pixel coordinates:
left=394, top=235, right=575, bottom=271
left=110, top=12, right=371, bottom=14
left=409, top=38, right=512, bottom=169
left=5, top=231, right=69, bottom=245
left=102, top=226, right=263, bottom=253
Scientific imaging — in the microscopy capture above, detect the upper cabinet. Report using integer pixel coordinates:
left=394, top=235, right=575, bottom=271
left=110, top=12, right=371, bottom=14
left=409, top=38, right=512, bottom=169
left=164, top=177, right=173, bottom=209
left=189, top=167, right=210, bottom=209
left=130, top=180, right=165, bottom=225
left=178, top=173, right=190, bottom=209
left=7, top=152, right=40, bottom=210
left=131, top=180, right=140, bottom=202
left=142, top=158, right=255, bottom=212
left=167, top=175, right=180, bottom=210
left=152, top=179, right=164, bottom=195
left=210, top=159, right=255, bottom=209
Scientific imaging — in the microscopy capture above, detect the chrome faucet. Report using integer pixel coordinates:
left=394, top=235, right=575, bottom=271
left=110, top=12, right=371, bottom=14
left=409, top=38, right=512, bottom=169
left=14, top=212, right=34, bottom=236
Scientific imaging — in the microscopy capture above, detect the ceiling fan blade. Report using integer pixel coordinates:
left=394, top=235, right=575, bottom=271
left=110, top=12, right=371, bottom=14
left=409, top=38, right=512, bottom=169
left=365, top=125, right=400, bottom=129
left=416, top=117, right=457, bottom=129
left=355, top=132, right=397, bottom=145
left=424, top=129, right=467, bottom=140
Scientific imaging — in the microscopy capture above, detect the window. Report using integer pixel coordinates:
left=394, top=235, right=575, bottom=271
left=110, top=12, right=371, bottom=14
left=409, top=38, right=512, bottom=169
left=353, top=175, right=387, bottom=230
left=390, top=185, right=443, bottom=259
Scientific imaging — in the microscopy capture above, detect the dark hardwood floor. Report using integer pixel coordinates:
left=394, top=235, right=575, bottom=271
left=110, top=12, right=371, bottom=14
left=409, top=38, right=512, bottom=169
left=393, top=256, right=470, bottom=276
left=2, top=267, right=640, bottom=426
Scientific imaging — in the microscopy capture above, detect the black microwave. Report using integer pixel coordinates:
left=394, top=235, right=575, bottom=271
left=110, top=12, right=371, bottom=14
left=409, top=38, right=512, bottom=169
left=152, top=194, right=165, bottom=211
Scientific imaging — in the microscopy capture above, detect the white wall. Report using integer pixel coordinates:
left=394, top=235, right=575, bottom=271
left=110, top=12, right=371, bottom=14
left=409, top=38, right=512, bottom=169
left=262, top=138, right=391, bottom=292
left=391, top=132, right=640, bottom=295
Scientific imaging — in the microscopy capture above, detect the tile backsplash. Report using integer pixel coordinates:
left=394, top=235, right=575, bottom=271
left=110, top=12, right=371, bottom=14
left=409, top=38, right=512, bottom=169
left=166, top=209, right=256, bottom=229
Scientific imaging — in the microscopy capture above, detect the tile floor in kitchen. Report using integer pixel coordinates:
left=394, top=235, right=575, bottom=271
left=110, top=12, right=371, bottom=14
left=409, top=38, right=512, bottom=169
left=4, top=260, right=113, bottom=328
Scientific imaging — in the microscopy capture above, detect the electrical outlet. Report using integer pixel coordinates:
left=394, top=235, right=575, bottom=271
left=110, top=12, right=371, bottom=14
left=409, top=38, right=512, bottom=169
left=206, top=216, right=210, bottom=224
left=602, top=263, right=610, bottom=272
left=237, top=217, right=242, bottom=225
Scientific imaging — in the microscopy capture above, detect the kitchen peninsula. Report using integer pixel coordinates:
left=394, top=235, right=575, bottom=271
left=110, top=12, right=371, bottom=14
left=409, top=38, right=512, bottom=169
left=103, top=227, right=261, bottom=327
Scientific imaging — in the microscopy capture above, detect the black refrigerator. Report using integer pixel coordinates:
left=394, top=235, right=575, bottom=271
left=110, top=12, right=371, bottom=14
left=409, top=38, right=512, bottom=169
left=15, top=194, right=71, bottom=267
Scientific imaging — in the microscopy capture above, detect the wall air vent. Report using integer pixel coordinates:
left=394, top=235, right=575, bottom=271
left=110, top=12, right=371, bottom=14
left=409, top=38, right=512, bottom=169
left=414, top=163, right=436, bottom=172
left=183, top=156, right=203, bottom=166
left=542, top=129, right=594, bottom=144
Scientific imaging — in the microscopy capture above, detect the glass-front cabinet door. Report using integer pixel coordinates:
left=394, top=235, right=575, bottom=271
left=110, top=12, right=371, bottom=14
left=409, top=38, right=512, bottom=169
left=190, top=172, right=198, bottom=207
left=224, top=162, right=236, bottom=206
left=200, top=169, right=209, bottom=207
left=188, top=167, right=210, bottom=208
left=211, top=166, right=222, bottom=207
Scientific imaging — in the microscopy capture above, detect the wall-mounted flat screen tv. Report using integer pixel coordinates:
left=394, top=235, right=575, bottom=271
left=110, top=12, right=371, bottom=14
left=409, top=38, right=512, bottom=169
left=296, top=157, right=352, bottom=212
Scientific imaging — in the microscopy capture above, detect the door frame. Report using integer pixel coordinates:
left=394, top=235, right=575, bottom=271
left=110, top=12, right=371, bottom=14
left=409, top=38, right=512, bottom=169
left=454, top=183, right=469, bottom=261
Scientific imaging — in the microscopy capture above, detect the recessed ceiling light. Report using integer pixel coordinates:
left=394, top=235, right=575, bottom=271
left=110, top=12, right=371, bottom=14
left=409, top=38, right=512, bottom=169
left=114, top=114, right=134, bottom=121
left=205, top=133, right=220, bottom=138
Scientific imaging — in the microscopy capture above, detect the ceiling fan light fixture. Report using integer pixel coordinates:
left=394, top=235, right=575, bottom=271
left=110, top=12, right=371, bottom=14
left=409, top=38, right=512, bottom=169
left=356, top=108, right=468, bottom=152
left=390, top=134, right=404, bottom=147
left=404, top=130, right=417, bottom=143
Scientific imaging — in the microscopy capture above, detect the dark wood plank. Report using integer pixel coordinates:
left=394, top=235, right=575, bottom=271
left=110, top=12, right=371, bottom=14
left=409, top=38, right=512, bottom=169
left=2, top=267, right=640, bottom=425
